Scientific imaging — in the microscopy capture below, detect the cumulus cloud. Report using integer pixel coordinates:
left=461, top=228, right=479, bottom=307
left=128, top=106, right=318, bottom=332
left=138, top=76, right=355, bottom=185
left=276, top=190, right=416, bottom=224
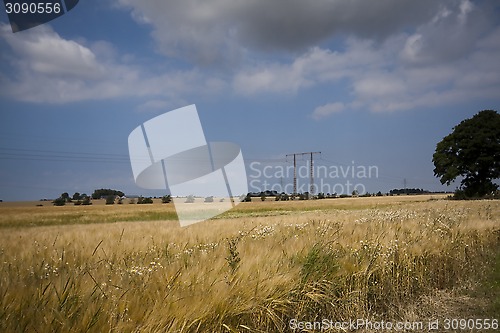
left=312, top=102, right=345, bottom=120
left=233, top=40, right=388, bottom=95
left=226, top=0, right=500, bottom=115
left=1, top=24, right=104, bottom=80
left=0, top=24, right=223, bottom=104
left=1, top=0, right=499, bottom=117
left=399, top=0, right=493, bottom=66
left=115, top=0, right=442, bottom=65
left=233, top=63, right=310, bottom=95
left=235, top=0, right=440, bottom=50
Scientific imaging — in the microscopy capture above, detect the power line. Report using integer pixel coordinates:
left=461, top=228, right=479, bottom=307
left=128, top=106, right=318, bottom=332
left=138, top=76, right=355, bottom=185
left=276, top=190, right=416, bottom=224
left=285, top=151, right=321, bottom=196
left=0, top=147, right=442, bottom=189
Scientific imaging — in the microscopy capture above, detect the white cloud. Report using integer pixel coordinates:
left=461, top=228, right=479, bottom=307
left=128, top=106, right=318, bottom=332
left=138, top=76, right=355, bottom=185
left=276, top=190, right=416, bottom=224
left=233, top=63, right=311, bottom=95
left=0, top=24, right=223, bottom=104
left=233, top=42, right=386, bottom=95
left=312, top=102, right=345, bottom=120
left=458, top=0, right=474, bottom=24
left=229, top=1, right=500, bottom=116
left=115, top=0, right=442, bottom=65
left=1, top=0, right=498, bottom=117
left=1, top=25, right=104, bottom=80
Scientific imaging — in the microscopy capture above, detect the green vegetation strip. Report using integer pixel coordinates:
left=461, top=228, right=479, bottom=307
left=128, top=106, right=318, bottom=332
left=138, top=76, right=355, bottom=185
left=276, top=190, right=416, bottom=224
left=0, top=210, right=179, bottom=228
left=481, top=245, right=500, bottom=316
left=0, top=199, right=400, bottom=228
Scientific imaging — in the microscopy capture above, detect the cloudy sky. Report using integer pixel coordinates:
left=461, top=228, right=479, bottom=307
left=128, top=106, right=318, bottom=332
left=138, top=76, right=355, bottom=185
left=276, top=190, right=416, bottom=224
left=0, top=0, right=499, bottom=200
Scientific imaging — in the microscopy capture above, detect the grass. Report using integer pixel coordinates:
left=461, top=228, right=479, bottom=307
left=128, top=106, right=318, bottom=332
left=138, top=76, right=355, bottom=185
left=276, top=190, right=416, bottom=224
left=0, top=196, right=498, bottom=332
left=488, top=250, right=500, bottom=314
left=0, top=202, right=179, bottom=228
left=0, top=194, right=445, bottom=228
left=470, top=242, right=500, bottom=317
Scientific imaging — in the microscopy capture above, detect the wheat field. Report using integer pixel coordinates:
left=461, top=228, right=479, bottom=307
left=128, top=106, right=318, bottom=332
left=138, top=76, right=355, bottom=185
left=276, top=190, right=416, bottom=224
left=0, top=195, right=499, bottom=332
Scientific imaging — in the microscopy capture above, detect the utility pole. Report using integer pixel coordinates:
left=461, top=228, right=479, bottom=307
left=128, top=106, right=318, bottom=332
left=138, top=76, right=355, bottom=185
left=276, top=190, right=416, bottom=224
left=286, top=151, right=321, bottom=197
left=310, top=152, right=314, bottom=195
left=286, top=153, right=297, bottom=195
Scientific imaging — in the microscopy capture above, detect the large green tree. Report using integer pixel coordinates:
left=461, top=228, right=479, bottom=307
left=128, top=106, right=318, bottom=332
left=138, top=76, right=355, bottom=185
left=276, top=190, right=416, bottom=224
left=432, top=110, right=500, bottom=197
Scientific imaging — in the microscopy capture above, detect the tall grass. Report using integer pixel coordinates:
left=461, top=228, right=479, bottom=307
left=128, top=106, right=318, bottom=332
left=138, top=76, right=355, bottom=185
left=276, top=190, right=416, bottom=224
left=0, top=198, right=498, bottom=332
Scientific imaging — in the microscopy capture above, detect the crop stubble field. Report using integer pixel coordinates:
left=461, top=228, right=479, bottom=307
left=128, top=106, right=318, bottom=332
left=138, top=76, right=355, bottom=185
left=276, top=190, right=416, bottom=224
left=0, top=195, right=499, bottom=332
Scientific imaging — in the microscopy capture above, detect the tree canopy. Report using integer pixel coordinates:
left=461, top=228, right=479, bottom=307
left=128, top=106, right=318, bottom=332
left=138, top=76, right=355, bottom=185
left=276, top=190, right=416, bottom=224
left=91, top=189, right=125, bottom=200
left=432, top=110, right=500, bottom=197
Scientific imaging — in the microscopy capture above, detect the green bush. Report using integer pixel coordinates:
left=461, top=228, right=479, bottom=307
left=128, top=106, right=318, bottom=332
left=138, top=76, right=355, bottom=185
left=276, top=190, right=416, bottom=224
left=52, top=197, right=66, bottom=206
left=137, top=196, right=154, bottom=204
left=105, top=195, right=115, bottom=205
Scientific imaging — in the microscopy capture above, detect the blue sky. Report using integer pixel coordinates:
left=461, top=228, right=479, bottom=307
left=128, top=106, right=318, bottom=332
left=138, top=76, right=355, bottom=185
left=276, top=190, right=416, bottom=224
left=0, top=0, right=499, bottom=201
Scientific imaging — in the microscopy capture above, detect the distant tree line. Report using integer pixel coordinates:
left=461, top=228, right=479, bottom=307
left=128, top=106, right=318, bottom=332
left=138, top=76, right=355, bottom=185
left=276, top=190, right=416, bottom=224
left=49, top=189, right=177, bottom=206
left=53, top=192, right=92, bottom=206
left=389, top=188, right=429, bottom=195
left=52, top=188, right=125, bottom=206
